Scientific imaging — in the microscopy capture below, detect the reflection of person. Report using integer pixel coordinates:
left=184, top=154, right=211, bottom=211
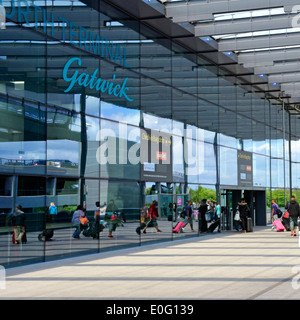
left=198, top=199, right=208, bottom=233
left=106, top=199, right=118, bottom=210
left=185, top=201, right=194, bottom=231
left=94, top=201, right=100, bottom=221
left=11, top=205, right=26, bottom=244
left=106, top=200, right=120, bottom=238
left=72, top=205, right=85, bottom=239
left=143, top=200, right=162, bottom=233
left=49, top=202, right=57, bottom=215
left=100, top=202, right=107, bottom=216
left=140, top=203, right=148, bottom=224
left=48, top=202, right=57, bottom=224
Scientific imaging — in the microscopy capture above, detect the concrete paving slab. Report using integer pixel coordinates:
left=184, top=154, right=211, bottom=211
left=1, top=226, right=300, bottom=300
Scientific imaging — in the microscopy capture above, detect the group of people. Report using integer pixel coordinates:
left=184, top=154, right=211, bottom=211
left=10, top=195, right=300, bottom=244
left=72, top=199, right=122, bottom=239
left=271, top=195, right=300, bottom=237
left=197, top=199, right=221, bottom=233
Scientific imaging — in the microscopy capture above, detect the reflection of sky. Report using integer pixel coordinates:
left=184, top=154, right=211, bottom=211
left=0, top=140, right=81, bottom=163
left=101, top=101, right=140, bottom=126
left=47, top=140, right=79, bottom=162
left=253, top=154, right=268, bottom=187
left=220, top=147, right=237, bottom=185
left=0, top=141, right=46, bottom=160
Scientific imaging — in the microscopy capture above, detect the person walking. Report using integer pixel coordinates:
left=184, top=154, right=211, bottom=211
left=185, top=200, right=194, bottom=231
left=285, top=195, right=300, bottom=237
left=11, top=205, right=26, bottom=244
left=215, top=201, right=221, bottom=233
left=143, top=200, right=162, bottom=233
left=140, top=203, right=148, bottom=224
left=105, top=199, right=120, bottom=238
left=271, top=199, right=279, bottom=231
left=71, top=205, right=85, bottom=239
left=198, top=199, right=208, bottom=233
left=238, top=198, right=250, bottom=233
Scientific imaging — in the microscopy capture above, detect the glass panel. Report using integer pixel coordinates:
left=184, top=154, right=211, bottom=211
left=98, top=180, right=140, bottom=252
left=253, top=154, right=269, bottom=188
left=99, top=119, right=140, bottom=180
left=46, top=108, right=81, bottom=177
left=219, top=146, right=238, bottom=186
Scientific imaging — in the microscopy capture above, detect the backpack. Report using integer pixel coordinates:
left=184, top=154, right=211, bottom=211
left=277, top=208, right=283, bottom=218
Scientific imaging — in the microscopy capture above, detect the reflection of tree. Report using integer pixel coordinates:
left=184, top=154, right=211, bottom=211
left=189, top=186, right=216, bottom=204
left=266, top=189, right=292, bottom=208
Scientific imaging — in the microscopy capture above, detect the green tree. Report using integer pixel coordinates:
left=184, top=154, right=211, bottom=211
left=189, top=186, right=216, bottom=204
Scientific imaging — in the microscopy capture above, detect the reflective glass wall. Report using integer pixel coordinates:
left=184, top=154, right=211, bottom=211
left=0, top=0, right=297, bottom=268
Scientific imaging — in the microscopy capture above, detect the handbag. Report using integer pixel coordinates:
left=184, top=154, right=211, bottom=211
left=283, top=211, right=289, bottom=219
left=234, top=210, right=241, bottom=221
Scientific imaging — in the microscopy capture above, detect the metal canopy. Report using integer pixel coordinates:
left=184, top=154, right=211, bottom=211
left=158, top=0, right=300, bottom=109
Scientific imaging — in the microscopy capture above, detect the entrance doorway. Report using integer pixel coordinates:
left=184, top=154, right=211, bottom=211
left=220, top=189, right=266, bottom=230
left=144, top=182, right=189, bottom=220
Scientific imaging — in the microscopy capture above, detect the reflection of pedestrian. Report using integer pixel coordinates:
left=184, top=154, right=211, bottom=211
left=95, top=201, right=100, bottom=220
left=11, top=205, right=26, bottom=244
left=198, top=199, right=208, bottom=233
left=48, top=202, right=57, bottom=224
left=140, top=204, right=148, bottom=224
left=100, top=202, right=106, bottom=216
left=49, top=202, right=57, bottom=215
left=143, top=200, right=162, bottom=233
left=106, top=200, right=119, bottom=238
left=185, top=201, right=194, bottom=231
left=72, top=205, right=84, bottom=239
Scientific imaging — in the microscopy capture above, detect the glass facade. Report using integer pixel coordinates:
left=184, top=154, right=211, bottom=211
left=0, top=0, right=299, bottom=268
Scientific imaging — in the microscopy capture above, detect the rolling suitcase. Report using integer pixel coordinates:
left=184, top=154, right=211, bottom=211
left=246, top=217, right=253, bottom=232
left=172, top=221, right=186, bottom=233
left=136, top=222, right=146, bottom=235
left=207, top=219, right=220, bottom=233
left=38, top=229, right=54, bottom=241
left=273, top=220, right=285, bottom=232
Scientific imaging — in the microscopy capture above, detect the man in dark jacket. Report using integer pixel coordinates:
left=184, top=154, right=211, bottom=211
left=238, top=198, right=250, bottom=233
left=285, top=195, right=300, bottom=237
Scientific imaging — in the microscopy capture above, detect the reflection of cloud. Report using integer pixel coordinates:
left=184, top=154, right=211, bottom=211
left=101, top=101, right=140, bottom=126
left=0, top=141, right=46, bottom=160
left=47, top=140, right=79, bottom=162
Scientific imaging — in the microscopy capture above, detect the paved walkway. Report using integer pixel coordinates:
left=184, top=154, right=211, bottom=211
left=1, top=226, right=300, bottom=300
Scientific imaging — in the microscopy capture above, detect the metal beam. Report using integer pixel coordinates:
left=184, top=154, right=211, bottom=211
left=195, top=14, right=296, bottom=37
left=238, top=48, right=300, bottom=68
left=219, top=32, right=300, bottom=52
left=166, top=0, right=300, bottom=23
left=268, top=72, right=300, bottom=83
left=254, top=62, right=300, bottom=74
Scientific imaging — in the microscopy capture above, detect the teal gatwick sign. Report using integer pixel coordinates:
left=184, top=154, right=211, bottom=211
left=63, top=57, right=134, bottom=102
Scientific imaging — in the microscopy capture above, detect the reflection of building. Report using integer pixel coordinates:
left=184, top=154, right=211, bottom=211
left=0, top=0, right=300, bottom=268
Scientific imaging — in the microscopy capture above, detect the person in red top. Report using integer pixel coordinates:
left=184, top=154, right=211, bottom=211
left=143, top=200, right=162, bottom=234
